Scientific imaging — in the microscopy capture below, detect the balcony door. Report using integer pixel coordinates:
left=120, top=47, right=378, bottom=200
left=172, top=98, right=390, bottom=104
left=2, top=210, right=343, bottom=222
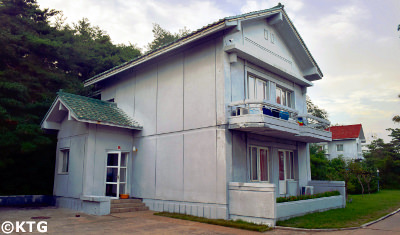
left=105, top=152, right=128, bottom=198
left=278, top=150, right=294, bottom=195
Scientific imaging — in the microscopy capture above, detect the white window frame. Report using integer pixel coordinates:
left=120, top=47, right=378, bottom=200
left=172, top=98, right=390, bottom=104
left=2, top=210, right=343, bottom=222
left=278, top=149, right=295, bottom=180
left=276, top=86, right=294, bottom=108
left=247, top=74, right=269, bottom=101
left=249, top=146, right=269, bottom=182
left=337, top=144, right=344, bottom=152
left=58, top=149, right=69, bottom=174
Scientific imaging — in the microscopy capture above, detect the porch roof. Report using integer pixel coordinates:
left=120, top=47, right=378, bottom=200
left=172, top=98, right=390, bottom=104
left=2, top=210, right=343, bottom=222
left=41, top=91, right=142, bottom=130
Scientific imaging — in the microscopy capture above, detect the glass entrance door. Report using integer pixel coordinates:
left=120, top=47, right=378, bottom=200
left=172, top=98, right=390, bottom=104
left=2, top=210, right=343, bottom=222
left=105, top=152, right=128, bottom=198
left=278, top=150, right=295, bottom=195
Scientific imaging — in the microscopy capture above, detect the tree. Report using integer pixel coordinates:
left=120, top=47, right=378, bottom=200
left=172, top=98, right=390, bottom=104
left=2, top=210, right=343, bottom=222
left=0, top=0, right=141, bottom=195
left=393, top=94, right=400, bottom=122
left=306, top=95, right=329, bottom=120
left=146, top=23, right=190, bottom=51
left=363, top=128, right=400, bottom=189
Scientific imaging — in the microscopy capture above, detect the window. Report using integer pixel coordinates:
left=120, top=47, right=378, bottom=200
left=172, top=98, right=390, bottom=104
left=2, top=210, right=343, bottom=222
left=249, top=146, right=269, bottom=182
left=247, top=75, right=269, bottom=100
left=276, top=86, right=293, bottom=108
left=264, top=29, right=269, bottom=40
left=279, top=150, right=295, bottom=180
left=336, top=144, right=344, bottom=152
left=59, top=149, right=69, bottom=174
left=271, top=33, right=275, bottom=44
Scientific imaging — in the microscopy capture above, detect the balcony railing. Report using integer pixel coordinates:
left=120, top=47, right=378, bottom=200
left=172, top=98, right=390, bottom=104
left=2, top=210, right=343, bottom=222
left=228, top=100, right=332, bottom=142
left=228, top=100, right=330, bottom=128
left=228, top=99, right=298, bottom=121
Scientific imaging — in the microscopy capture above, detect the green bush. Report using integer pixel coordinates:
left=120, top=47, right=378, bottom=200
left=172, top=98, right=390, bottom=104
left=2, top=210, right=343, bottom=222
left=276, top=191, right=340, bottom=203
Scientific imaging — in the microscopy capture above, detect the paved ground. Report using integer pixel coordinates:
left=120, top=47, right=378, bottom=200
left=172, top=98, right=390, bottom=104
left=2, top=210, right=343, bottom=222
left=0, top=207, right=399, bottom=234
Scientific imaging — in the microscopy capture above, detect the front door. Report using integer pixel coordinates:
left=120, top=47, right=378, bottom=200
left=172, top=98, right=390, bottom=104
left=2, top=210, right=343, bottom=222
left=105, top=152, right=128, bottom=198
left=278, top=150, right=294, bottom=195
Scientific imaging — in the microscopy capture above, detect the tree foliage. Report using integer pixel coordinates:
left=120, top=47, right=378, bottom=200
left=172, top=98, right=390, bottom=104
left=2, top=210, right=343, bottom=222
left=393, top=94, right=400, bottom=122
left=363, top=128, right=400, bottom=189
left=306, top=95, right=329, bottom=120
left=146, top=23, right=190, bottom=51
left=310, top=145, right=378, bottom=196
left=0, top=0, right=141, bottom=195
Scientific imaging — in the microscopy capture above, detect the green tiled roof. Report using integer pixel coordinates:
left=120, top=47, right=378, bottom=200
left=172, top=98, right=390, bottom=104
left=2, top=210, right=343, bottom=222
left=84, top=4, right=287, bottom=86
left=58, top=91, right=142, bottom=129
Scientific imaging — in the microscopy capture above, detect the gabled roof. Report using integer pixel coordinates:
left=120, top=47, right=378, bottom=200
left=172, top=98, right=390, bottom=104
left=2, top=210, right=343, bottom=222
left=41, top=91, right=142, bottom=130
left=327, top=124, right=365, bottom=141
left=84, top=3, right=322, bottom=87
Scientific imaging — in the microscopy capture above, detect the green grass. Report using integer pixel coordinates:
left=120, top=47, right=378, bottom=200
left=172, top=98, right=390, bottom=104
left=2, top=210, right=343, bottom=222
left=277, top=190, right=400, bottom=229
left=154, top=212, right=271, bottom=232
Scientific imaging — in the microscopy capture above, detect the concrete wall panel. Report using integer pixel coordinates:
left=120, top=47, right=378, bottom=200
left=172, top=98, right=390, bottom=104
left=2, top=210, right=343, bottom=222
left=135, top=65, right=158, bottom=136
left=155, top=134, right=184, bottom=200
left=183, top=129, right=217, bottom=203
left=115, top=74, right=136, bottom=118
left=132, top=137, right=156, bottom=198
left=232, top=131, right=247, bottom=182
left=157, top=55, right=184, bottom=134
left=184, top=41, right=216, bottom=130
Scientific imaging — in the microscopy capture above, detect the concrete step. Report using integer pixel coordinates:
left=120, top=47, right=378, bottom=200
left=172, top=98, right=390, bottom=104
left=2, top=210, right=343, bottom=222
left=111, top=199, right=142, bottom=204
left=110, top=206, right=149, bottom=213
left=110, top=198, right=149, bottom=213
left=111, top=202, right=147, bottom=209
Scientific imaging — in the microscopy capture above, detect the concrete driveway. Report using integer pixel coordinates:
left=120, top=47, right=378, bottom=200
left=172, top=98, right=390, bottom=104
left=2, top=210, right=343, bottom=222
left=0, top=207, right=399, bottom=234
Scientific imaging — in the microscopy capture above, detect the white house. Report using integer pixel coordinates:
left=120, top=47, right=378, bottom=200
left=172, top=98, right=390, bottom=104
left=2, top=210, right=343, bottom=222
left=41, top=4, right=345, bottom=226
left=318, top=124, right=366, bottom=160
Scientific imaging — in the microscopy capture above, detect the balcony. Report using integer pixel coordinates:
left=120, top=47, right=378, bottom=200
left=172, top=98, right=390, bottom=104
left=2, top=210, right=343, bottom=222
left=228, top=100, right=332, bottom=142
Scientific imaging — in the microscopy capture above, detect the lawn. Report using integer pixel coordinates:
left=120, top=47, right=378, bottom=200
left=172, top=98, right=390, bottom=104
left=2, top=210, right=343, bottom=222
left=276, top=190, right=400, bottom=229
left=154, top=212, right=271, bottom=232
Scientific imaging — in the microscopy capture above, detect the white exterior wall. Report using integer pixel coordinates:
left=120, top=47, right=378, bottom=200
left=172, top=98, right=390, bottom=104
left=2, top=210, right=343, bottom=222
left=327, top=139, right=362, bottom=160
left=225, top=19, right=308, bottom=115
left=54, top=118, right=88, bottom=198
left=98, top=37, right=229, bottom=218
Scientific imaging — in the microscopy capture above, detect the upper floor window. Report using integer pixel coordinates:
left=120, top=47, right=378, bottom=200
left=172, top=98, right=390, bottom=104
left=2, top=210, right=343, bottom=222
left=276, top=86, right=293, bottom=108
left=336, top=144, right=344, bottom=152
left=247, top=75, right=269, bottom=100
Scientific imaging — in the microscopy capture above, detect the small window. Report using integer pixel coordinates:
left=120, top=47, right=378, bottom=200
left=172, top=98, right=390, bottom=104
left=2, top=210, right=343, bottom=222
left=271, top=33, right=275, bottom=44
left=249, top=146, right=269, bottom=182
left=337, top=144, right=344, bottom=152
left=107, top=98, right=115, bottom=103
left=276, top=86, right=294, bottom=108
left=59, top=149, right=69, bottom=174
left=264, top=29, right=269, bottom=40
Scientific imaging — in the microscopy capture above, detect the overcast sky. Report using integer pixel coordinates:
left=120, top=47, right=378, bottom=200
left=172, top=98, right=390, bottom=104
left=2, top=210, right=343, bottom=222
left=37, top=0, right=400, bottom=143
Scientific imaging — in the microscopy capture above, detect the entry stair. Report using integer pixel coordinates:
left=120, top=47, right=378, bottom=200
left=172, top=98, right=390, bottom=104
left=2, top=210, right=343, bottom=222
left=110, top=198, right=149, bottom=213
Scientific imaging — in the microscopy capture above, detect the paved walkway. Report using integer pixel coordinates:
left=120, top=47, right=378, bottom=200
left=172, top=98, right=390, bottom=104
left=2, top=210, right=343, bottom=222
left=0, top=207, right=399, bottom=234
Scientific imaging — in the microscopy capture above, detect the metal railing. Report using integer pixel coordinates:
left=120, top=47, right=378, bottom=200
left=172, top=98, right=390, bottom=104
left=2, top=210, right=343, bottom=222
left=296, top=114, right=330, bottom=129
left=228, top=100, right=330, bottom=129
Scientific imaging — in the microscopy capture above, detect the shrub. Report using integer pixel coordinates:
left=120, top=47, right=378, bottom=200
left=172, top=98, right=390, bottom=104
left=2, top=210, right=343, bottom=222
left=276, top=191, right=340, bottom=203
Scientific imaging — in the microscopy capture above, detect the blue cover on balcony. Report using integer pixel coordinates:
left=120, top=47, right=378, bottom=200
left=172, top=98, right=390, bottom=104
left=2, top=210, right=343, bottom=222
left=272, top=109, right=280, bottom=118
left=262, top=106, right=273, bottom=116
left=279, top=111, right=289, bottom=120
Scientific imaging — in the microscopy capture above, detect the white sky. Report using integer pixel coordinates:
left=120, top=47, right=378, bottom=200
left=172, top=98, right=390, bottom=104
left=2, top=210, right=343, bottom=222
left=37, top=0, right=400, bottom=143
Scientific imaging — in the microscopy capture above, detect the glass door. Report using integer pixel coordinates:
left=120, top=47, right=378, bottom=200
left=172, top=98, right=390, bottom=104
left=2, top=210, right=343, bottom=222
left=278, top=151, right=286, bottom=195
left=105, top=152, right=128, bottom=198
left=279, top=150, right=295, bottom=195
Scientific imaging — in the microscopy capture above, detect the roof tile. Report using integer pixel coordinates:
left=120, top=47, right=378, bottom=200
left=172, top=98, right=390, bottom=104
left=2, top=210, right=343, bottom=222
left=57, top=91, right=142, bottom=129
left=326, top=124, right=362, bottom=140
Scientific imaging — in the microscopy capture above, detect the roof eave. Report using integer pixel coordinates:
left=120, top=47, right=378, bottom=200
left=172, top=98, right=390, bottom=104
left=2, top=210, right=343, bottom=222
left=84, top=21, right=230, bottom=87
left=76, top=119, right=143, bottom=130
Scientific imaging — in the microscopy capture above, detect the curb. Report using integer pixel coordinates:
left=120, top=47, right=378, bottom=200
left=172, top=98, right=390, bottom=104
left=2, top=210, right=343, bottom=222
left=274, top=207, right=400, bottom=232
